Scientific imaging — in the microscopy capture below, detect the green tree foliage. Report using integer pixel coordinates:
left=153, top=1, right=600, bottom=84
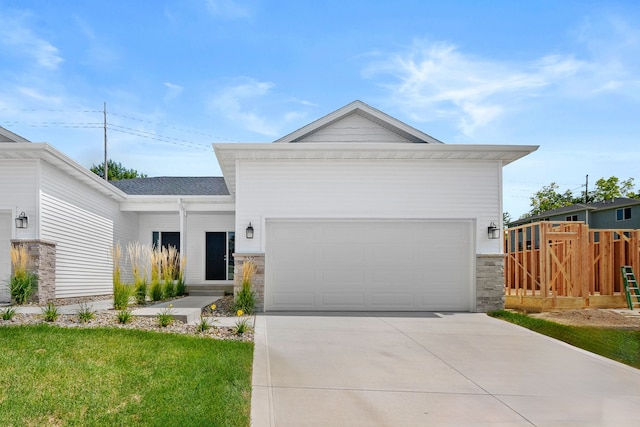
left=90, top=159, right=147, bottom=181
left=591, top=177, right=636, bottom=202
left=503, top=211, right=512, bottom=227
left=525, top=177, right=640, bottom=217
left=527, top=182, right=575, bottom=216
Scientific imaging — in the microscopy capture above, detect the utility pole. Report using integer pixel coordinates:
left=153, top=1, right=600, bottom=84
left=103, top=102, right=108, bottom=181
left=584, top=174, right=588, bottom=203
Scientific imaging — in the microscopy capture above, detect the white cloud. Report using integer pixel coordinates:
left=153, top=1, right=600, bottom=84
left=209, top=78, right=307, bottom=137
left=364, top=40, right=592, bottom=135
left=206, top=0, right=252, bottom=19
left=0, top=10, right=63, bottom=70
left=164, top=82, right=184, bottom=102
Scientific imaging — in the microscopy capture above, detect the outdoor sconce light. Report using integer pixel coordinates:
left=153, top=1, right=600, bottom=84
left=487, top=222, right=500, bottom=239
left=15, top=212, right=28, bottom=229
left=246, top=222, right=254, bottom=239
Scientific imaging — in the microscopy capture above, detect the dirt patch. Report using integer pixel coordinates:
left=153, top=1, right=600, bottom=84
left=530, top=309, right=640, bottom=329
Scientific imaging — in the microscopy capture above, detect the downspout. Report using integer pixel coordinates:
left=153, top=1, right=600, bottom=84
left=178, top=198, right=186, bottom=282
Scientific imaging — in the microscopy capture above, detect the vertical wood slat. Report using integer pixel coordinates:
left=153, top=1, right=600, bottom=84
left=506, top=221, right=640, bottom=300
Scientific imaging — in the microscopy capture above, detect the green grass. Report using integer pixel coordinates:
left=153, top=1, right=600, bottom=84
left=489, top=310, right=640, bottom=369
left=0, top=325, right=253, bottom=426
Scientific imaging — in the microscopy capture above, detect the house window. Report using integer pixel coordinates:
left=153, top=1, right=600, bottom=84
left=616, top=208, right=632, bottom=221
left=566, top=215, right=578, bottom=221
left=152, top=231, right=180, bottom=252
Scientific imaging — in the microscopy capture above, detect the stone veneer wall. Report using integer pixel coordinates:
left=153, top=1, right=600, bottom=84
left=475, top=253, right=505, bottom=312
left=10, top=240, right=57, bottom=304
left=233, top=253, right=265, bottom=312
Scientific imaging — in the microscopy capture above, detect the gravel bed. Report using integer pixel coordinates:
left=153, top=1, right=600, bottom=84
left=1, top=294, right=253, bottom=342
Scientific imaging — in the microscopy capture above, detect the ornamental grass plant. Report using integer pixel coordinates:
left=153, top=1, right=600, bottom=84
left=9, top=245, right=38, bottom=304
left=234, top=259, right=257, bottom=314
left=111, top=243, right=132, bottom=310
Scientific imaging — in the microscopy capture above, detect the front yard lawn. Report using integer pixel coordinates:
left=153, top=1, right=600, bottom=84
left=489, top=310, right=640, bottom=369
left=0, top=325, right=253, bottom=426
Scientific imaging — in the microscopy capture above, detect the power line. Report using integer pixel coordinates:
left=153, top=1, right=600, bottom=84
left=0, top=106, right=241, bottom=148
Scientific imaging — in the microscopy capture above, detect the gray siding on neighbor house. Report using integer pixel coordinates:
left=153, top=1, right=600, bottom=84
left=590, top=205, right=640, bottom=229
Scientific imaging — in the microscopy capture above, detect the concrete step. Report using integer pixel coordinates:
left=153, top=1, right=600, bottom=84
left=188, top=289, right=226, bottom=297
left=185, top=284, right=233, bottom=296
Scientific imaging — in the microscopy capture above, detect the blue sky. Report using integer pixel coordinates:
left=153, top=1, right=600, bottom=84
left=1, top=1, right=639, bottom=218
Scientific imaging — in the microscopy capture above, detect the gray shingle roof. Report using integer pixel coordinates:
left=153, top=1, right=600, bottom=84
left=511, top=197, right=640, bottom=225
left=109, top=177, right=229, bottom=195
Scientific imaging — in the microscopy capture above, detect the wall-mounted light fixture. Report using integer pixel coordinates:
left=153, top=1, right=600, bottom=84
left=487, top=222, right=500, bottom=239
left=15, top=211, right=28, bottom=229
left=246, top=222, right=254, bottom=239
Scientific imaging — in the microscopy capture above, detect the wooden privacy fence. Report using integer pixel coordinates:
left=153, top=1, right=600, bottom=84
left=505, top=221, right=640, bottom=309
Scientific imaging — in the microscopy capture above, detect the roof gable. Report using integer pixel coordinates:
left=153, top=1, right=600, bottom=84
left=0, top=126, right=30, bottom=143
left=274, top=100, right=443, bottom=144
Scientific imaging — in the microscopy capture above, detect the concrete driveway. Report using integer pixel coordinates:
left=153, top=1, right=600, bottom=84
left=251, top=312, right=640, bottom=426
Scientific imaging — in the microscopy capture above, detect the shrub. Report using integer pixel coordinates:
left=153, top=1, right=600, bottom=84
left=233, top=259, right=257, bottom=314
left=196, top=316, right=211, bottom=332
left=112, top=243, right=132, bottom=310
left=116, top=309, right=133, bottom=324
left=42, top=302, right=59, bottom=322
left=176, top=256, right=187, bottom=296
left=9, top=246, right=38, bottom=304
left=77, top=303, right=95, bottom=323
left=1, top=306, right=16, bottom=321
left=157, top=305, right=174, bottom=328
left=233, top=317, right=251, bottom=336
left=150, top=281, right=163, bottom=302
left=163, top=280, right=176, bottom=299
left=128, top=242, right=150, bottom=305
left=134, top=281, right=148, bottom=305
left=113, top=282, right=132, bottom=311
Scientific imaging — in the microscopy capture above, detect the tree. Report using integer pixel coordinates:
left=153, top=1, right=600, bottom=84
left=503, top=211, right=512, bottom=227
left=90, top=160, right=147, bottom=181
left=591, top=177, right=636, bottom=202
left=526, top=182, right=575, bottom=216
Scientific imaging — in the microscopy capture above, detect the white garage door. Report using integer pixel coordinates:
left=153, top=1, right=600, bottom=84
left=0, top=212, right=11, bottom=303
left=265, top=219, right=473, bottom=311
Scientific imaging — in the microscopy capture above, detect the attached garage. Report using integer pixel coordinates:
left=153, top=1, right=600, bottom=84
left=265, top=219, right=474, bottom=311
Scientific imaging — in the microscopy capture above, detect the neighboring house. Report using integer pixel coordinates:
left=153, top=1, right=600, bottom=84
left=509, top=198, right=640, bottom=229
left=0, top=101, right=537, bottom=312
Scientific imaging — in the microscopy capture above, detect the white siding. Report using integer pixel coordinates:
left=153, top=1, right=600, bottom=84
left=235, top=159, right=501, bottom=254
left=40, top=162, right=139, bottom=287
left=0, top=211, right=11, bottom=302
left=185, top=212, right=235, bottom=284
left=40, top=193, right=113, bottom=297
left=136, top=213, right=180, bottom=246
left=0, top=160, right=39, bottom=240
left=297, top=114, right=411, bottom=143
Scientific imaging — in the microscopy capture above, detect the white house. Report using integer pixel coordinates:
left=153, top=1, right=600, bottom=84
left=0, top=101, right=537, bottom=312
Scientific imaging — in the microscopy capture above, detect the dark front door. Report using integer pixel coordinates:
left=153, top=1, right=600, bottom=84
left=206, top=232, right=226, bottom=280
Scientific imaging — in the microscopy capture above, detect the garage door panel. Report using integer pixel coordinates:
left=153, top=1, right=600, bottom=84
left=322, top=293, right=364, bottom=306
left=266, top=220, right=473, bottom=311
left=272, top=292, right=315, bottom=307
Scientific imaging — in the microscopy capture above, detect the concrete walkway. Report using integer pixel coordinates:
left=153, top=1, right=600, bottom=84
left=251, top=313, right=640, bottom=427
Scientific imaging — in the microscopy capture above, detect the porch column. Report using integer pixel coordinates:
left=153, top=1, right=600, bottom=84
left=233, top=253, right=265, bottom=312
left=475, top=253, right=505, bottom=312
left=10, top=239, right=56, bottom=304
